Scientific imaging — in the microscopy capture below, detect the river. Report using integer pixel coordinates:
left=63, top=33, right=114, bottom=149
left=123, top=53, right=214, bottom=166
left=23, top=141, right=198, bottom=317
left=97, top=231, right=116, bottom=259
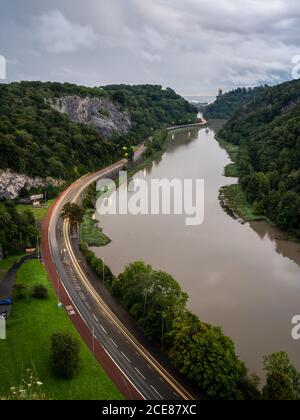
left=93, top=121, right=300, bottom=376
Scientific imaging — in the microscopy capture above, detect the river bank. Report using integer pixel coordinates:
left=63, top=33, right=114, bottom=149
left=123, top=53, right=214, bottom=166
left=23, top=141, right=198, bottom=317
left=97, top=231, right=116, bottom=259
left=215, top=124, right=299, bottom=242
left=215, top=126, right=273, bottom=225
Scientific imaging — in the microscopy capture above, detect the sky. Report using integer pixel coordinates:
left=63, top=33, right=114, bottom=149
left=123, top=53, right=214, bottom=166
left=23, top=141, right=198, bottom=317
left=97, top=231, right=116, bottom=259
left=0, top=0, right=300, bottom=96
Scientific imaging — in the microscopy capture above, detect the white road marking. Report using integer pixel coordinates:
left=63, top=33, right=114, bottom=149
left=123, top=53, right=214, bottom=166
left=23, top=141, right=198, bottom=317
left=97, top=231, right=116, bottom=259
left=134, top=367, right=146, bottom=380
left=151, top=385, right=163, bottom=399
left=92, top=313, right=99, bottom=323
left=110, top=338, right=118, bottom=348
left=121, top=352, right=131, bottom=363
left=100, top=325, right=107, bottom=335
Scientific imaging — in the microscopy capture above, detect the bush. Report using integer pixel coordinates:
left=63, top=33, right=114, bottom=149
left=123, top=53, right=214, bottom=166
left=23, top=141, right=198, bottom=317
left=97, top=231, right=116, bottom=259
left=13, top=283, right=29, bottom=300
left=51, top=333, right=80, bottom=379
left=32, top=284, right=49, bottom=300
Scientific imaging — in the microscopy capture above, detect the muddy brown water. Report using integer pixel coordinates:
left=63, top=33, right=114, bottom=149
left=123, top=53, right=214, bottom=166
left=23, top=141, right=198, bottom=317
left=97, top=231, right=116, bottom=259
left=93, top=121, right=300, bottom=376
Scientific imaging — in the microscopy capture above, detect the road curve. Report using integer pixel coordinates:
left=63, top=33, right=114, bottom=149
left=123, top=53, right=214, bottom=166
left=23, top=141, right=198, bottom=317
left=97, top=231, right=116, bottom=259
left=42, top=138, right=200, bottom=401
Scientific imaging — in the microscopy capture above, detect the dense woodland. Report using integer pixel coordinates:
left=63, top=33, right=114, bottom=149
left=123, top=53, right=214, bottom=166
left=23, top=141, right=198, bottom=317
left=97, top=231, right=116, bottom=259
left=0, top=201, right=38, bottom=257
left=204, top=86, right=267, bottom=119
left=219, top=79, right=300, bottom=237
left=0, top=82, right=196, bottom=181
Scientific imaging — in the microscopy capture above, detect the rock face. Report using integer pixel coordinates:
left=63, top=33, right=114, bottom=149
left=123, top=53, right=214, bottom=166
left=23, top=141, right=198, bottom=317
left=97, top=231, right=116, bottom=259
left=0, top=169, right=61, bottom=200
left=53, top=96, right=131, bottom=138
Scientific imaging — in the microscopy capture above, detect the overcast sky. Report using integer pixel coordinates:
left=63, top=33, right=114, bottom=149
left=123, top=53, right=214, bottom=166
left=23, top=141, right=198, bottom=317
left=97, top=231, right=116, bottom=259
left=0, top=0, right=299, bottom=96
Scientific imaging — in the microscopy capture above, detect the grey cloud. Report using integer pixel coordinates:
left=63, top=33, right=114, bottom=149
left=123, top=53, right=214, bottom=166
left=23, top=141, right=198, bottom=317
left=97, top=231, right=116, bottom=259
left=0, top=0, right=300, bottom=95
left=35, top=9, right=98, bottom=53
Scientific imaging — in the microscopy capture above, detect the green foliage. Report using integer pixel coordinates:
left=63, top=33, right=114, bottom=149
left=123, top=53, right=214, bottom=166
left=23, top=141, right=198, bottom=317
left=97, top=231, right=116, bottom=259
left=0, top=82, right=196, bottom=182
left=79, top=252, right=260, bottom=399
left=0, top=200, right=38, bottom=257
left=169, top=311, right=252, bottom=399
left=32, top=284, right=49, bottom=300
left=0, top=260, right=122, bottom=400
left=4, top=369, right=48, bottom=400
left=61, top=202, right=84, bottom=233
left=105, top=85, right=197, bottom=140
left=0, top=83, right=116, bottom=180
left=204, top=86, right=267, bottom=119
left=80, top=242, right=114, bottom=287
left=80, top=211, right=111, bottom=247
left=143, top=129, right=168, bottom=159
left=82, top=182, right=97, bottom=210
left=263, top=352, right=300, bottom=400
left=113, top=261, right=188, bottom=343
left=51, top=333, right=80, bottom=380
left=13, top=283, right=30, bottom=300
left=219, top=79, right=300, bottom=237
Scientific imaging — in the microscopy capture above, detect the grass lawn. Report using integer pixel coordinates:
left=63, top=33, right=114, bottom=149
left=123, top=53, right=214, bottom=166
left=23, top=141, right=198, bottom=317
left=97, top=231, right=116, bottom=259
left=16, top=200, right=55, bottom=221
left=0, top=260, right=123, bottom=400
left=0, top=255, right=26, bottom=280
left=80, top=211, right=111, bottom=247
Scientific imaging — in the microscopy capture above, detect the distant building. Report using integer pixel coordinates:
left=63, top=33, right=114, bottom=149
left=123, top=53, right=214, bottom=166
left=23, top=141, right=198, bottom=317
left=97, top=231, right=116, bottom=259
left=30, top=194, right=44, bottom=207
left=217, top=89, right=223, bottom=100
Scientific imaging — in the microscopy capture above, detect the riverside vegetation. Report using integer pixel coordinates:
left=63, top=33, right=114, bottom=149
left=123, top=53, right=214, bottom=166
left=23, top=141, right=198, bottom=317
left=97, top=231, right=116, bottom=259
left=206, top=79, right=300, bottom=238
left=80, top=243, right=300, bottom=400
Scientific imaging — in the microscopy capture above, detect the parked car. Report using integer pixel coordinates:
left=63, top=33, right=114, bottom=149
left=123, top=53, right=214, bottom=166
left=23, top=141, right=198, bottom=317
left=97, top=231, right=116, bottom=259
left=0, top=298, right=13, bottom=306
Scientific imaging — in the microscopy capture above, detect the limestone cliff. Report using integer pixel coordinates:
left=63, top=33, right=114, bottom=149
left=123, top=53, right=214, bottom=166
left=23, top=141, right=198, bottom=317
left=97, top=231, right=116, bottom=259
left=0, top=169, right=61, bottom=200
left=52, top=96, right=131, bottom=138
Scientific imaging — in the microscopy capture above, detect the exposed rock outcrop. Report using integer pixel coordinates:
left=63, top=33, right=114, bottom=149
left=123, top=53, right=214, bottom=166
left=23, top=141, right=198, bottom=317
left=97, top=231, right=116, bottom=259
left=0, top=169, right=61, bottom=200
left=52, top=96, right=131, bottom=138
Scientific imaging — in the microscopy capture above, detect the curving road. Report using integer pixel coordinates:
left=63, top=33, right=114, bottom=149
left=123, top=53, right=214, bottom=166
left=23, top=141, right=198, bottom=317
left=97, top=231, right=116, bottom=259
left=42, top=133, right=204, bottom=401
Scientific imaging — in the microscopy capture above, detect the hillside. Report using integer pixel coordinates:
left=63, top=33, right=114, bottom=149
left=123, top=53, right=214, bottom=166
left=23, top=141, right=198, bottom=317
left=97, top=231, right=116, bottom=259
left=219, top=79, right=300, bottom=237
left=203, top=86, right=267, bottom=120
left=0, top=82, right=196, bottom=257
left=0, top=82, right=196, bottom=198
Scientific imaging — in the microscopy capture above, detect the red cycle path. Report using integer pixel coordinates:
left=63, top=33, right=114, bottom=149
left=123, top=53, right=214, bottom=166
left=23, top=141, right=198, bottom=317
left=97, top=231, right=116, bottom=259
left=41, top=192, right=143, bottom=401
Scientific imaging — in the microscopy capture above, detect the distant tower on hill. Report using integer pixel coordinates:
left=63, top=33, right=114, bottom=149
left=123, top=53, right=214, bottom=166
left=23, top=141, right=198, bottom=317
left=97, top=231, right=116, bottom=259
left=217, top=89, right=223, bottom=100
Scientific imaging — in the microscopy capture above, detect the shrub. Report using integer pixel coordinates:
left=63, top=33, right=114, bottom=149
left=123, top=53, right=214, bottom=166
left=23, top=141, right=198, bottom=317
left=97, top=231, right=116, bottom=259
left=32, top=284, right=49, bottom=300
left=51, top=333, right=80, bottom=379
left=13, top=283, right=29, bottom=300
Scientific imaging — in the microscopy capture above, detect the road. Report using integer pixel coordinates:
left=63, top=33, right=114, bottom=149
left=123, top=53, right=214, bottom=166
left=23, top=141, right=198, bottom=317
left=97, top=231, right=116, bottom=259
left=42, top=142, right=200, bottom=401
left=0, top=253, right=38, bottom=317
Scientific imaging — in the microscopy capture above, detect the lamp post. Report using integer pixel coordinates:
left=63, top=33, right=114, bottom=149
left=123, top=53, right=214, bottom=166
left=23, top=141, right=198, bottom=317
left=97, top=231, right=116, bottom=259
left=102, top=257, right=105, bottom=283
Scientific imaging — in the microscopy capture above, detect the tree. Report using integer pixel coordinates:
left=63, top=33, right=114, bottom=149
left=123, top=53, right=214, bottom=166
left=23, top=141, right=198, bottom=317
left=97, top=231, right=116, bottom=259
left=61, top=203, right=84, bottom=233
left=113, top=261, right=188, bottom=344
left=51, top=333, right=80, bottom=379
left=262, top=352, right=300, bottom=400
left=127, top=147, right=134, bottom=162
left=169, top=313, right=246, bottom=399
left=277, top=192, right=300, bottom=232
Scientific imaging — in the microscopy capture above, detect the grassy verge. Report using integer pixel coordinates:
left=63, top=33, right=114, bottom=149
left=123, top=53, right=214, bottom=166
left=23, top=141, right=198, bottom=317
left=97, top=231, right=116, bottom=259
left=16, top=200, right=55, bottom=221
left=216, top=137, right=270, bottom=223
left=0, top=255, right=26, bottom=280
left=224, top=163, right=240, bottom=178
left=0, top=260, right=123, bottom=400
left=80, top=211, right=111, bottom=247
left=220, top=184, right=270, bottom=223
left=216, top=136, right=240, bottom=178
